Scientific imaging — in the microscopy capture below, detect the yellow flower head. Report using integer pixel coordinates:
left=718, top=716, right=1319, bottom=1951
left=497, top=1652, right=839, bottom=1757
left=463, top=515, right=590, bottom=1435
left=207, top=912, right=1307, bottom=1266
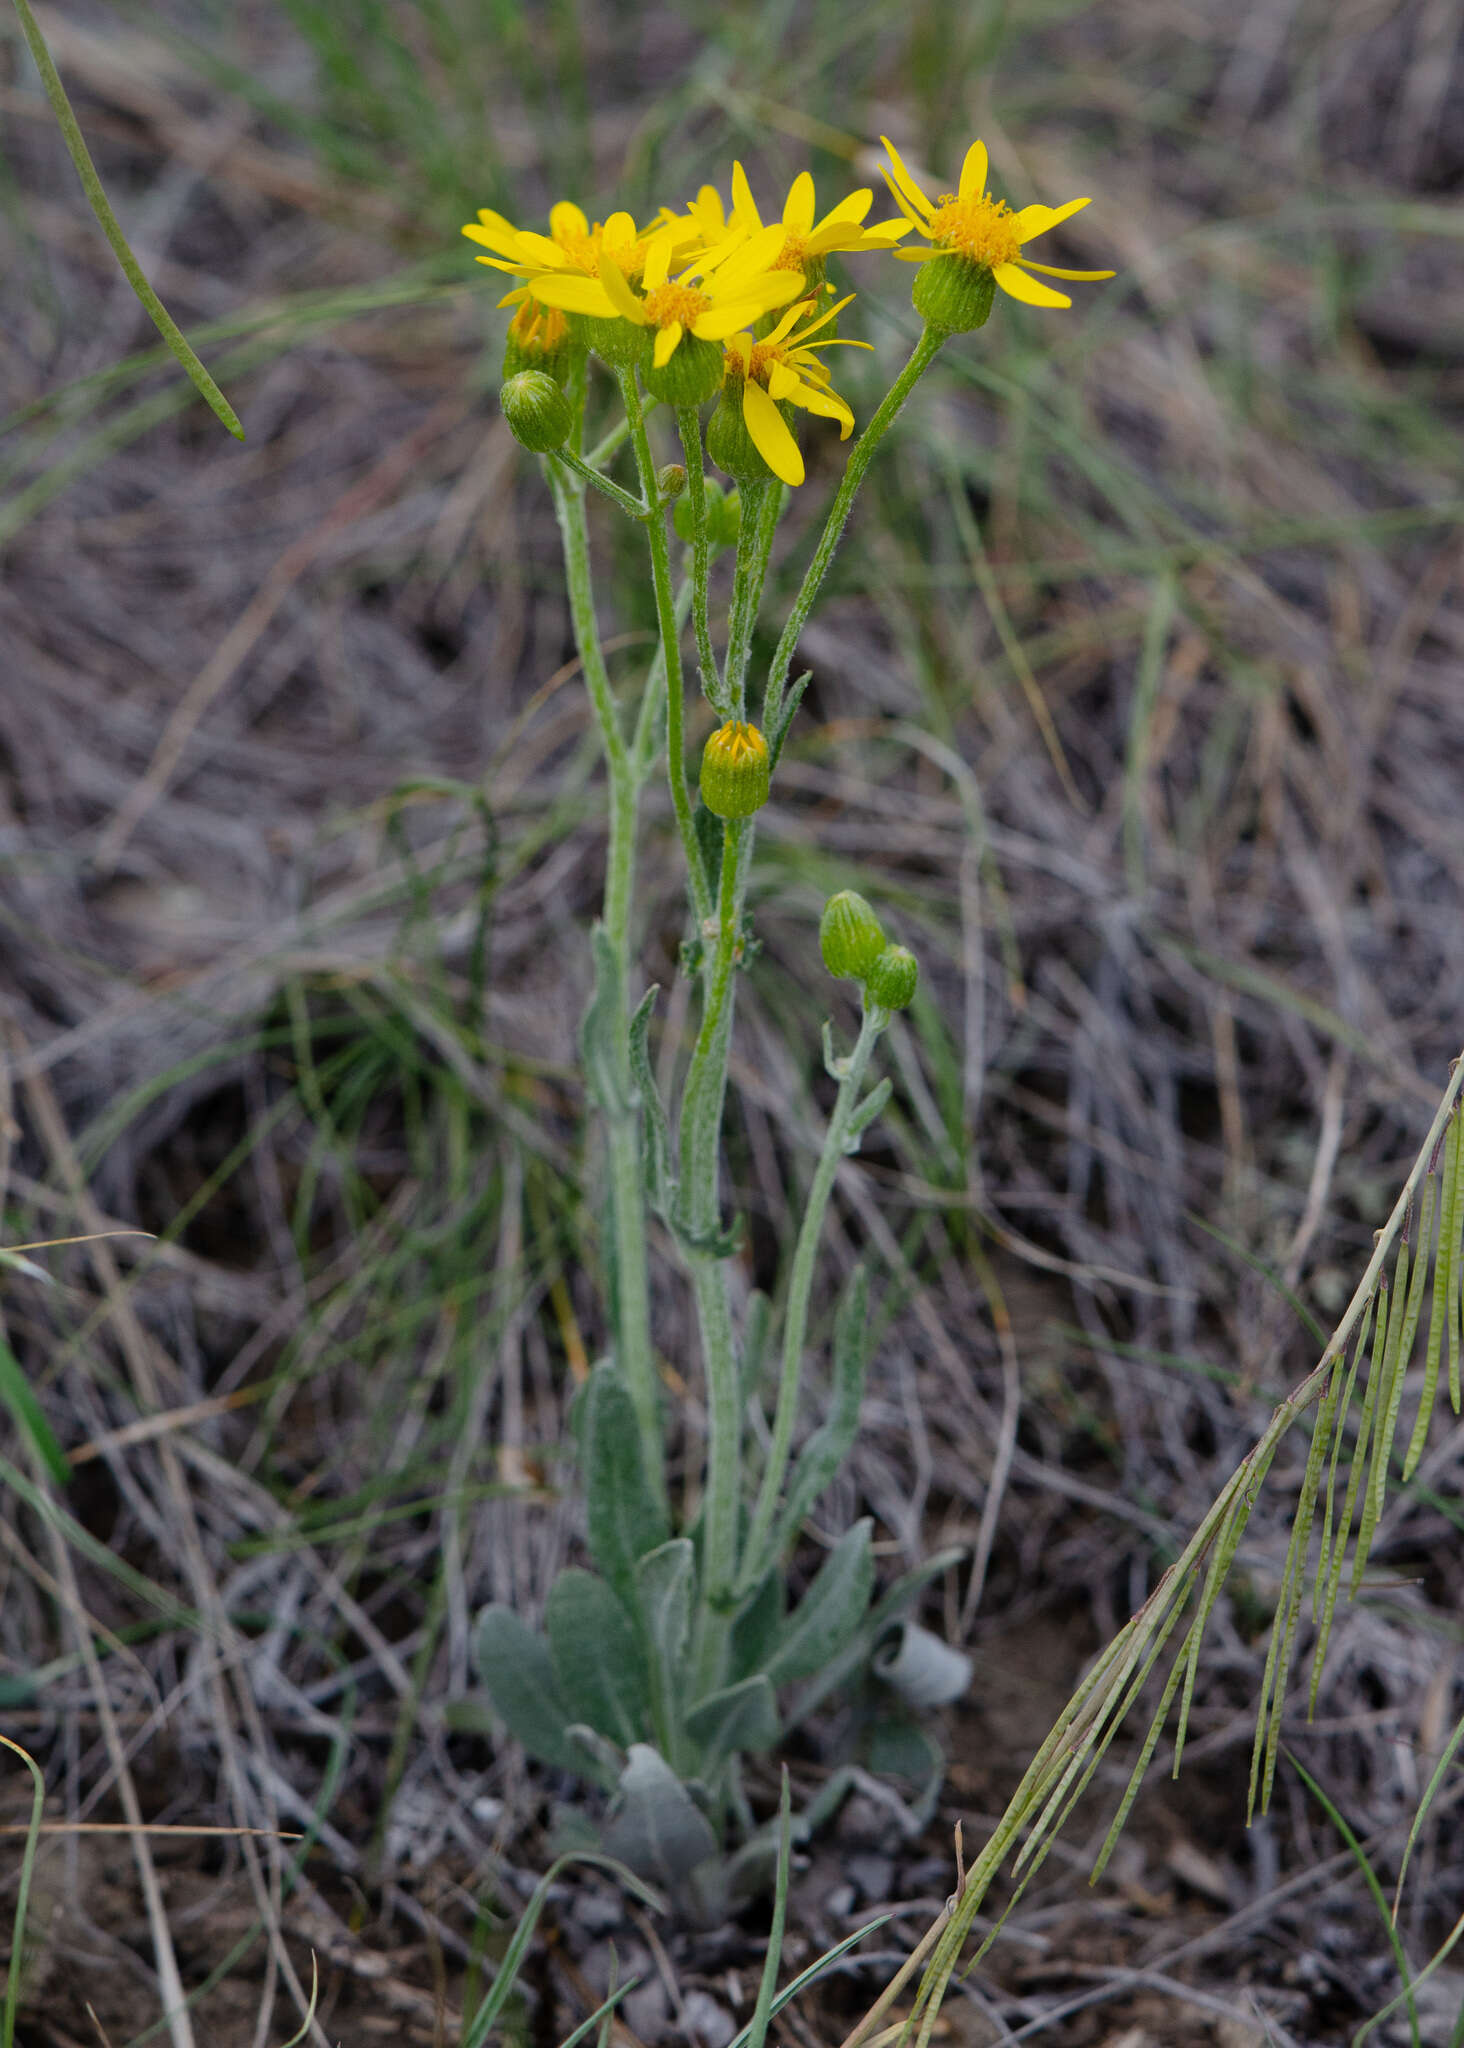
left=529, top=222, right=804, bottom=371
left=880, top=136, right=1113, bottom=312
left=714, top=295, right=869, bottom=488
left=665, top=164, right=909, bottom=282
left=463, top=200, right=663, bottom=296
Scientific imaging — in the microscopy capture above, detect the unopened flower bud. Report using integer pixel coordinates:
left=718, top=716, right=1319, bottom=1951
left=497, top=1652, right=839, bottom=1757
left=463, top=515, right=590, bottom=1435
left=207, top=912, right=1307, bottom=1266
left=502, top=301, right=575, bottom=383
left=658, top=463, right=687, bottom=507
left=707, top=389, right=780, bottom=483
left=820, top=892, right=886, bottom=981
left=866, top=944, right=918, bottom=1011
left=700, top=720, right=770, bottom=818
left=912, top=254, right=996, bottom=335
left=500, top=370, right=573, bottom=453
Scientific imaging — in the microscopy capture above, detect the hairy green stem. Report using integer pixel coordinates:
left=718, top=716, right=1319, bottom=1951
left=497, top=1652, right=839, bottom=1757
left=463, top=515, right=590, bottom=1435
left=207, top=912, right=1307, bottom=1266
left=554, top=445, right=646, bottom=519
left=762, top=325, right=944, bottom=737
left=688, top=1250, right=744, bottom=1695
left=678, top=817, right=753, bottom=1240
left=723, top=480, right=779, bottom=717
left=618, top=368, right=713, bottom=927
left=548, top=459, right=663, bottom=1507
left=676, top=406, right=723, bottom=712
left=739, top=1004, right=883, bottom=1593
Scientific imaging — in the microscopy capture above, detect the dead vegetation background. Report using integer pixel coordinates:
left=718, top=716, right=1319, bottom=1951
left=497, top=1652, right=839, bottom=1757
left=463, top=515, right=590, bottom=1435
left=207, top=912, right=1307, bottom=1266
left=1, top=0, right=1463, bottom=2042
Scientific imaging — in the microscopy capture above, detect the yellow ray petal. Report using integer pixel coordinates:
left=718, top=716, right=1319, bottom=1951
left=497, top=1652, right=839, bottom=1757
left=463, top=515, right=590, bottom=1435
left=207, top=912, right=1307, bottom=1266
left=892, top=244, right=946, bottom=262
left=713, top=222, right=790, bottom=287
left=513, top=230, right=573, bottom=268
left=596, top=253, right=648, bottom=322
left=463, top=220, right=529, bottom=258
left=549, top=201, right=590, bottom=243
left=879, top=137, right=935, bottom=221
left=877, top=169, right=932, bottom=235
left=1012, top=196, right=1090, bottom=243
left=790, top=382, right=855, bottom=435
left=642, top=232, right=673, bottom=291
left=730, top=161, right=762, bottom=231
left=766, top=361, right=799, bottom=401
left=958, top=139, right=989, bottom=201
left=723, top=334, right=752, bottom=373
left=653, top=321, right=683, bottom=367
left=693, top=289, right=790, bottom=339
left=602, top=210, right=639, bottom=249
left=471, top=254, right=524, bottom=273
left=530, top=273, right=618, bottom=314
left=816, top=189, right=873, bottom=231
left=992, top=262, right=1071, bottom=307
left=783, top=171, right=816, bottom=235
left=1018, top=259, right=1116, bottom=280
left=788, top=291, right=854, bottom=341
left=697, top=184, right=727, bottom=228
left=743, top=380, right=804, bottom=487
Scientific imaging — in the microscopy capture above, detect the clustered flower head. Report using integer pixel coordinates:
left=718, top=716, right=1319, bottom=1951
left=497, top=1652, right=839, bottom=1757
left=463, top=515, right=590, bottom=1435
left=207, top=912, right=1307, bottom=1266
left=464, top=138, right=1110, bottom=481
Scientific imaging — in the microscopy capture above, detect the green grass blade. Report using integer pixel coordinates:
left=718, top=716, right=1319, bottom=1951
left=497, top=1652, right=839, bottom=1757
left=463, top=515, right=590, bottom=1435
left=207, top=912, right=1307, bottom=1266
left=0, top=1735, right=45, bottom=2048
left=1405, top=1121, right=1456, bottom=1479
left=1288, top=1752, right=1419, bottom=2048
left=1392, top=1704, right=1464, bottom=1919
left=0, top=1336, right=70, bottom=1487
left=743, top=1770, right=792, bottom=2048
left=1449, top=1101, right=1464, bottom=1412
left=9, top=0, right=244, bottom=441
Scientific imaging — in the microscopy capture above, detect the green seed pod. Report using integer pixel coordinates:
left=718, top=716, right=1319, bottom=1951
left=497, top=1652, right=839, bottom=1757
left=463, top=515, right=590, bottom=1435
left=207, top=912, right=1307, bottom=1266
left=500, top=371, right=574, bottom=453
left=707, top=387, right=779, bottom=483
left=700, top=720, right=770, bottom=818
left=865, top=944, right=919, bottom=1011
left=643, top=331, right=724, bottom=407
left=819, top=891, right=886, bottom=981
left=912, top=253, right=996, bottom=335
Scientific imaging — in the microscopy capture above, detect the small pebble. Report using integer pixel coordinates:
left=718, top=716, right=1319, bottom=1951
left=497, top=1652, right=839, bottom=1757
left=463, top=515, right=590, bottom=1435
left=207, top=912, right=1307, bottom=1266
left=681, top=1990, right=736, bottom=2048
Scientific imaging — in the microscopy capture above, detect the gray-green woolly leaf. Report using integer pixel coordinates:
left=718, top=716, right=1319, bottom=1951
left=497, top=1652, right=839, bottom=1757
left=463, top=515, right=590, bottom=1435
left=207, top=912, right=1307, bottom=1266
left=842, top=1078, right=892, bottom=1155
left=600, top=1744, right=720, bottom=1889
left=583, top=1362, right=669, bottom=1607
left=472, top=1606, right=580, bottom=1773
left=739, top=1290, right=773, bottom=1403
left=565, top=1724, right=627, bottom=1791
left=764, top=1519, right=874, bottom=1687
left=635, top=1539, right=694, bottom=1708
left=728, top=1571, right=785, bottom=1683
left=580, top=922, right=629, bottom=1115
left=863, top=1715, right=946, bottom=1822
left=546, top=1569, right=650, bottom=1748
left=775, top=1266, right=871, bottom=1556
left=683, top=1674, right=781, bottom=1769
left=627, top=984, right=674, bottom=1212
left=871, top=1621, right=973, bottom=1708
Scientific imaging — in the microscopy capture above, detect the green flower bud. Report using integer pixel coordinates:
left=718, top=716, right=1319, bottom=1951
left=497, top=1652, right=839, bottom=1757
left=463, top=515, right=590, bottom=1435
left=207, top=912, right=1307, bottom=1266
left=658, top=463, right=687, bottom=508
left=912, top=253, right=996, bottom=335
left=500, top=371, right=574, bottom=453
left=700, top=720, right=770, bottom=818
left=819, top=891, right=886, bottom=981
left=501, top=301, right=576, bottom=384
left=643, top=332, right=724, bottom=408
left=707, top=387, right=780, bottom=483
left=866, top=944, right=919, bottom=1011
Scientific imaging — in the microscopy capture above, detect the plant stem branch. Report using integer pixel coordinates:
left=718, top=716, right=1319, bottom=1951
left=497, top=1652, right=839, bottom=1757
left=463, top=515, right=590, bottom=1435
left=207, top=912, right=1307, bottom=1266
left=762, top=326, right=944, bottom=738
left=618, top=367, right=712, bottom=927
left=676, top=406, right=724, bottom=711
left=739, top=1005, right=883, bottom=1593
left=548, top=460, right=662, bottom=1506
